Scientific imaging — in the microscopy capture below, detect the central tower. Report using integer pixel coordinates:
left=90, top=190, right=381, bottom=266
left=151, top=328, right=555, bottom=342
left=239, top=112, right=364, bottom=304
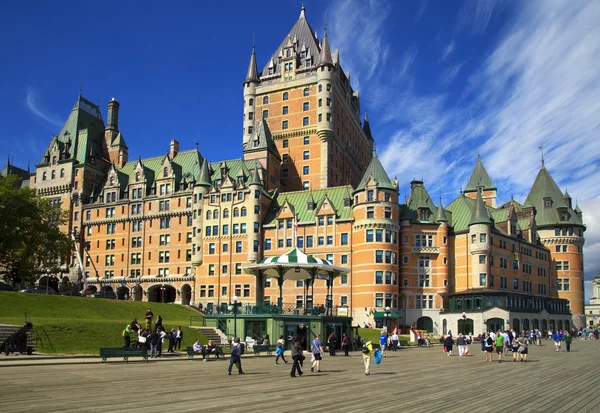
left=241, top=5, right=373, bottom=193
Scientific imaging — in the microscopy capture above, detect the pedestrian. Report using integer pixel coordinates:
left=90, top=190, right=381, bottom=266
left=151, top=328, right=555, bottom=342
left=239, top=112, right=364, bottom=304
left=484, top=332, right=493, bottom=362
left=149, top=329, right=160, bottom=358
left=130, top=318, right=140, bottom=333
left=362, top=339, right=373, bottom=375
left=122, top=325, right=131, bottom=348
left=290, top=335, right=304, bottom=377
left=168, top=328, right=176, bottom=353
left=510, top=335, right=520, bottom=361
left=145, top=308, right=153, bottom=330
left=341, top=333, right=350, bottom=356
left=227, top=337, right=244, bottom=375
left=481, top=332, right=486, bottom=353
left=311, top=334, right=324, bottom=373
left=155, top=315, right=163, bottom=332
left=157, top=327, right=166, bottom=357
left=553, top=330, right=562, bottom=352
left=495, top=330, right=505, bottom=363
left=175, top=326, right=183, bottom=350
left=503, top=330, right=511, bottom=356
left=379, top=331, right=388, bottom=358
left=327, top=332, right=337, bottom=356
left=275, top=335, right=288, bottom=364
left=565, top=331, right=572, bottom=352
left=391, top=331, right=399, bottom=351
left=456, top=333, right=466, bottom=356
left=518, top=335, right=528, bottom=362
left=444, top=334, right=454, bottom=356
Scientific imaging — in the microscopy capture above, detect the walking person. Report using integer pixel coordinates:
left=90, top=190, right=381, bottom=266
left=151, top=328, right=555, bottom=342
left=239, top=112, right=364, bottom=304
left=518, top=335, right=529, bottom=362
left=275, top=335, right=288, bottom=364
left=553, top=330, right=562, bottom=351
left=379, top=331, right=388, bottom=358
left=145, top=308, right=153, bottom=330
left=327, top=332, right=337, bottom=356
left=341, top=333, right=350, bottom=356
left=510, top=335, right=520, bottom=361
left=456, top=333, right=466, bottom=356
left=444, top=334, right=454, bottom=356
left=391, top=331, right=399, bottom=352
left=565, top=331, right=573, bottom=352
left=311, top=334, right=324, bottom=373
left=362, top=339, right=373, bottom=375
left=149, top=329, right=160, bottom=358
left=227, top=337, right=244, bottom=375
left=484, top=332, right=493, bottom=362
left=290, top=335, right=304, bottom=377
left=495, top=330, right=505, bottom=363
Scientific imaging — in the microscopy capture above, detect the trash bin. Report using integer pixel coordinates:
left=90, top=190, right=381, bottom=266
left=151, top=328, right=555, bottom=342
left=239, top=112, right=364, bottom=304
left=240, top=343, right=245, bottom=355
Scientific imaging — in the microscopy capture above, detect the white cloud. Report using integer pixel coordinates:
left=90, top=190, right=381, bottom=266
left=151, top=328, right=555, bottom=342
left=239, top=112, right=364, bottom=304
left=440, top=39, right=455, bottom=61
left=394, top=46, right=419, bottom=81
left=439, top=62, right=464, bottom=85
left=25, top=87, right=63, bottom=127
left=415, top=0, right=428, bottom=22
left=457, top=0, right=502, bottom=34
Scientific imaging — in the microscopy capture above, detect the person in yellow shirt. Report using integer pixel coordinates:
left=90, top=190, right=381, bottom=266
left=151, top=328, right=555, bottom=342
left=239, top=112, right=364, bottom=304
left=362, top=340, right=373, bottom=375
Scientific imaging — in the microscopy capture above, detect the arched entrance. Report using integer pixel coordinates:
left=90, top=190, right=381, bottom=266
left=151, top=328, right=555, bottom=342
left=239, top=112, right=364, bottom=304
left=148, top=285, right=176, bottom=303
left=549, top=320, right=556, bottom=331
left=542, top=320, right=548, bottom=333
left=513, top=318, right=520, bottom=332
left=533, top=319, right=539, bottom=330
left=116, top=286, right=130, bottom=300
left=558, top=320, right=563, bottom=331
left=133, top=285, right=143, bottom=301
left=564, top=320, right=570, bottom=331
left=181, top=284, right=192, bottom=305
left=523, top=319, right=530, bottom=331
left=486, top=318, right=504, bottom=332
left=442, top=319, right=447, bottom=335
left=458, top=318, right=474, bottom=336
left=417, top=317, right=433, bottom=333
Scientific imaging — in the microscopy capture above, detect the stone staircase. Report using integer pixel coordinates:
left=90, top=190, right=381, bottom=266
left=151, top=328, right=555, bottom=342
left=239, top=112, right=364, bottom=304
left=0, top=324, right=36, bottom=353
left=190, top=326, right=229, bottom=345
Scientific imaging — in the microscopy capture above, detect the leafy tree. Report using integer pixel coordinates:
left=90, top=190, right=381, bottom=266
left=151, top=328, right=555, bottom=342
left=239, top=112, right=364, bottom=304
left=0, top=174, right=72, bottom=286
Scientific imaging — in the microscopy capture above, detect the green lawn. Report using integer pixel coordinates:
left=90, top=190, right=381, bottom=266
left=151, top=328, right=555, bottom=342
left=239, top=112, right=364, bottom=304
left=0, top=292, right=206, bottom=355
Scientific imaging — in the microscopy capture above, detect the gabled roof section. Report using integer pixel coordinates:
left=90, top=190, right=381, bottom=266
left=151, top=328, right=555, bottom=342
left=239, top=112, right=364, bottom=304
left=265, top=186, right=354, bottom=225
left=403, top=180, right=439, bottom=224
left=354, top=151, right=396, bottom=193
left=243, top=118, right=279, bottom=156
left=40, top=95, right=105, bottom=165
left=363, top=111, right=374, bottom=141
left=524, top=165, right=582, bottom=227
left=469, top=190, right=492, bottom=226
left=465, top=154, right=496, bottom=192
left=260, top=6, right=322, bottom=76
left=112, top=132, right=128, bottom=149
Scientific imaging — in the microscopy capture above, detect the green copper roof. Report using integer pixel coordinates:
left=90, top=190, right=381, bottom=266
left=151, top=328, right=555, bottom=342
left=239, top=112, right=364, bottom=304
left=112, top=132, right=128, bottom=149
left=436, top=201, right=448, bottom=223
left=524, top=165, right=583, bottom=227
left=197, top=158, right=211, bottom=186
left=403, top=181, right=439, bottom=223
left=469, top=190, right=492, bottom=226
left=354, top=152, right=396, bottom=193
left=265, top=186, right=353, bottom=225
left=465, top=155, right=496, bottom=192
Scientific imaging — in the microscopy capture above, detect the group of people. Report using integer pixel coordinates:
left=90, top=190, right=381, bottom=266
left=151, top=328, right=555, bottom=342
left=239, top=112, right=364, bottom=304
left=480, top=330, right=531, bottom=362
left=121, top=308, right=183, bottom=358
left=192, top=339, right=221, bottom=361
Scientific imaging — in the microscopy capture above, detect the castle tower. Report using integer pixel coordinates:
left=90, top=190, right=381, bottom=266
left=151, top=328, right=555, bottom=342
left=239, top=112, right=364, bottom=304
left=242, top=118, right=281, bottom=191
left=468, top=188, right=492, bottom=289
left=524, top=162, right=585, bottom=321
left=243, top=46, right=259, bottom=147
left=316, top=27, right=334, bottom=188
left=464, top=154, right=497, bottom=207
left=247, top=162, right=264, bottom=263
left=104, top=98, right=128, bottom=167
left=192, top=158, right=211, bottom=266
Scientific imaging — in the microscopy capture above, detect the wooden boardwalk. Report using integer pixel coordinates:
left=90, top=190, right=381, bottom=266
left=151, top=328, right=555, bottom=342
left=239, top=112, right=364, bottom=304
left=2, top=339, right=599, bottom=412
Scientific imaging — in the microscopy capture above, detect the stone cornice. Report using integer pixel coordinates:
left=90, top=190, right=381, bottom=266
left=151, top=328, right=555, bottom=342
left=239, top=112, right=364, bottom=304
left=273, top=127, right=317, bottom=140
left=541, top=236, right=585, bottom=247
left=83, top=210, right=192, bottom=226
left=353, top=220, right=399, bottom=231
left=37, top=184, right=72, bottom=196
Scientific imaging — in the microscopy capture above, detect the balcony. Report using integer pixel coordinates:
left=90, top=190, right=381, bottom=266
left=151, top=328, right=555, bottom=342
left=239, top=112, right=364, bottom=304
left=412, top=246, right=440, bottom=254
left=206, top=302, right=345, bottom=317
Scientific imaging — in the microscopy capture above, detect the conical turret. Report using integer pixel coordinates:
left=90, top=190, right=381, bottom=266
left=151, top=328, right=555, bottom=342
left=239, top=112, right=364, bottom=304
left=469, top=190, right=491, bottom=226
left=245, top=46, right=259, bottom=84
left=319, top=28, right=333, bottom=67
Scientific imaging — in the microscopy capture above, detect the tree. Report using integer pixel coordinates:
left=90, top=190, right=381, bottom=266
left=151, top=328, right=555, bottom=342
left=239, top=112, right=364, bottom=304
left=0, top=174, right=72, bottom=286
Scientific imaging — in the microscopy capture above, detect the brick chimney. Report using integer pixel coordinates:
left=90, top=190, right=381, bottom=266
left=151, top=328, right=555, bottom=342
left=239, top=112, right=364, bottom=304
left=169, top=140, right=180, bottom=159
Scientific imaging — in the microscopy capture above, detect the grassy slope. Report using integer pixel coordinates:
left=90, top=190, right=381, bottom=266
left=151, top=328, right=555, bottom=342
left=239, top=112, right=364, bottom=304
left=0, top=292, right=206, bottom=355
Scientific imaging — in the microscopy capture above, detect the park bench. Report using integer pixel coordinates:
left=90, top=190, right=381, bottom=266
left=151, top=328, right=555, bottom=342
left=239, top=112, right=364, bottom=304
left=399, top=340, right=411, bottom=348
left=252, top=345, right=277, bottom=356
left=100, top=347, right=148, bottom=363
left=186, top=345, right=224, bottom=360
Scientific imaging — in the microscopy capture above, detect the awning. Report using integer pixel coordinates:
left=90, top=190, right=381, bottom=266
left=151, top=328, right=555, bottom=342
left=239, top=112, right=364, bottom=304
left=374, top=311, right=403, bottom=319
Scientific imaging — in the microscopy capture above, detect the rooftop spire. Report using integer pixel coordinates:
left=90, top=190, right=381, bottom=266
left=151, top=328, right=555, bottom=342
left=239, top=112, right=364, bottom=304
left=363, top=111, right=374, bottom=141
left=245, top=45, right=259, bottom=84
left=300, top=2, right=305, bottom=19
left=469, top=189, right=492, bottom=226
left=318, top=24, right=333, bottom=67
left=538, top=144, right=545, bottom=166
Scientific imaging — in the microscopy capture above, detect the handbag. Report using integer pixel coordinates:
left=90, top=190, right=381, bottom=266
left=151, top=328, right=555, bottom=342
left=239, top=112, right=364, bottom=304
left=138, top=336, right=147, bottom=344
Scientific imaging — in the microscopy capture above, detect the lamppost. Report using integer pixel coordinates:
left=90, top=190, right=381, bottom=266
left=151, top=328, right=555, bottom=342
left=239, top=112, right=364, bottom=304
left=160, top=284, right=166, bottom=303
left=45, top=268, right=51, bottom=295
left=461, top=312, right=467, bottom=335
left=384, top=306, right=391, bottom=331
left=228, top=295, right=239, bottom=339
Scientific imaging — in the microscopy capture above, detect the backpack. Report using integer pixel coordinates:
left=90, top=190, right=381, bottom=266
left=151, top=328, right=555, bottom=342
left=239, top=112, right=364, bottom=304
left=122, top=329, right=128, bottom=337
left=362, top=345, right=370, bottom=354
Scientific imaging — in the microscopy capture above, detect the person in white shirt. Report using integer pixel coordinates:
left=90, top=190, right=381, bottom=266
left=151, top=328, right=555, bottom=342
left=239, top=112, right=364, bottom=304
left=391, top=332, right=399, bottom=351
left=502, top=331, right=511, bottom=355
left=193, top=339, right=202, bottom=353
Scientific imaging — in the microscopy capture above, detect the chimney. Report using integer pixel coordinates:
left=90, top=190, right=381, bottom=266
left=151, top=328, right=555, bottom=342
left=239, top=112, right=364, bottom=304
left=169, top=140, right=180, bottom=158
left=107, top=98, right=120, bottom=131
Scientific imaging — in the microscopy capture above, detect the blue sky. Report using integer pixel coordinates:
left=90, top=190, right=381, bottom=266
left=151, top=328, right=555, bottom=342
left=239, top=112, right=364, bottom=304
left=1, top=0, right=599, bottom=301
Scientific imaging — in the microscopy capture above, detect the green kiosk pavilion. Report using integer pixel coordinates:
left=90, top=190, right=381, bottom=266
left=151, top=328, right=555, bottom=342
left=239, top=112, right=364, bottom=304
left=203, top=248, right=352, bottom=350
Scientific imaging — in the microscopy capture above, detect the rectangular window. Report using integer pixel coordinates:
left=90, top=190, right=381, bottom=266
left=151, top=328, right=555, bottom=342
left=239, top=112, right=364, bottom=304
left=297, top=237, right=304, bottom=249
left=375, top=250, right=383, bottom=263
left=265, top=239, right=272, bottom=251
left=479, top=273, right=486, bottom=287
left=367, top=229, right=374, bottom=242
left=306, top=236, right=313, bottom=248
left=479, top=255, right=486, bottom=264
left=282, top=120, right=288, bottom=129
left=341, top=233, right=348, bottom=245
left=513, top=278, right=519, bottom=290
left=375, top=271, right=383, bottom=284
left=303, top=136, right=310, bottom=145
left=303, top=117, right=309, bottom=126
left=327, top=235, right=333, bottom=245
left=303, top=151, right=310, bottom=160
left=303, top=166, right=309, bottom=175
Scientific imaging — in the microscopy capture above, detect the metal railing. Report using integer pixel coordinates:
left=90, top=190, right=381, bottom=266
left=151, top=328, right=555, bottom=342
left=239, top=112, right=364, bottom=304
left=204, top=303, right=343, bottom=317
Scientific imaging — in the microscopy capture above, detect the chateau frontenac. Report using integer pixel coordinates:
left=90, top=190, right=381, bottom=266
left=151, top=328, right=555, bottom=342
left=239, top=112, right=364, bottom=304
left=5, top=5, right=586, bottom=333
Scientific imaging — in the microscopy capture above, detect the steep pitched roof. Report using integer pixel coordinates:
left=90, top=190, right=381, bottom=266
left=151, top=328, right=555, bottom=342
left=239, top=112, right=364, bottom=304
left=436, top=201, right=448, bottom=223
left=112, top=132, right=128, bottom=149
left=40, top=95, right=105, bottom=165
left=265, top=186, right=353, bottom=225
left=260, top=7, right=322, bottom=76
left=469, top=190, right=492, bottom=226
left=465, top=155, right=496, bottom=192
left=354, top=151, right=396, bottom=192
left=243, top=118, right=279, bottom=155
left=403, top=180, right=439, bottom=224
left=318, top=28, right=333, bottom=67
left=524, top=165, right=583, bottom=227
left=245, top=46, right=259, bottom=83
left=363, top=111, right=374, bottom=141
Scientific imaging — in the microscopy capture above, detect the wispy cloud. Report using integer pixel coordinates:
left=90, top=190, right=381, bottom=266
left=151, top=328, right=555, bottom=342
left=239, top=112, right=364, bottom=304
left=394, top=46, right=419, bottom=81
left=440, top=39, right=455, bottom=61
left=25, top=87, right=63, bottom=127
left=457, top=0, right=502, bottom=34
left=415, top=0, right=428, bottom=22
left=439, top=62, right=464, bottom=85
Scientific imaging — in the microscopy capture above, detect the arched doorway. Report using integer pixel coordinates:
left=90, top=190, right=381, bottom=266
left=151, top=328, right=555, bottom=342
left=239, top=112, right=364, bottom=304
left=486, top=318, right=504, bottom=332
left=181, top=284, right=192, bottom=306
left=133, top=285, right=143, bottom=301
left=533, top=319, right=539, bottom=330
left=549, top=320, right=556, bottom=331
left=513, top=318, right=520, bottom=332
left=542, top=320, right=548, bottom=333
left=60, top=277, right=71, bottom=293
left=558, top=320, right=563, bottom=331
left=523, top=319, right=530, bottom=331
left=116, top=286, right=130, bottom=300
left=148, top=285, right=176, bottom=303
left=564, top=320, right=570, bottom=331
left=442, top=319, right=447, bottom=335
left=458, top=318, right=474, bottom=336
left=417, top=317, right=433, bottom=333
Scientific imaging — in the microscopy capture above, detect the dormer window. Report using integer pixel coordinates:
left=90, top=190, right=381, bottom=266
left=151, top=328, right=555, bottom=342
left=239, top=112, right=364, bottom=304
left=52, top=156, right=57, bottom=166
left=308, top=200, right=314, bottom=211
left=286, top=49, right=291, bottom=57
left=344, top=198, right=351, bottom=207
left=544, top=198, right=552, bottom=208
left=419, top=209, right=430, bottom=221
left=110, top=176, right=115, bottom=185
left=367, top=190, right=374, bottom=202
left=136, top=172, right=140, bottom=182
left=163, top=167, right=168, bottom=178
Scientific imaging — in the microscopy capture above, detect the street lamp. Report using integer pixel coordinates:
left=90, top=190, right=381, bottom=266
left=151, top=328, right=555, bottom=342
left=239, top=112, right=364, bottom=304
left=46, top=269, right=51, bottom=295
left=228, top=295, right=239, bottom=340
left=384, top=306, right=391, bottom=331
left=461, top=312, right=467, bottom=335
left=160, top=284, right=166, bottom=303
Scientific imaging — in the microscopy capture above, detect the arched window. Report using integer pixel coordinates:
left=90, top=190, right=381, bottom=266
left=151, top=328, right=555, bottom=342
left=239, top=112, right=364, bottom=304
left=207, top=210, right=212, bottom=219
left=51, top=170, right=56, bottom=179
left=241, top=207, right=247, bottom=217
left=52, top=156, right=57, bottom=165
left=263, top=96, right=269, bottom=104
left=110, top=176, right=115, bottom=185
left=233, top=208, right=239, bottom=217
left=223, top=209, right=229, bottom=218
left=42, top=172, right=47, bottom=181
left=60, top=168, right=65, bottom=178
left=303, top=88, right=309, bottom=96
left=136, top=172, right=140, bottom=182
left=283, top=92, right=288, bottom=101
left=213, top=209, right=219, bottom=219
left=249, top=98, right=254, bottom=106
left=286, top=49, right=291, bottom=57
